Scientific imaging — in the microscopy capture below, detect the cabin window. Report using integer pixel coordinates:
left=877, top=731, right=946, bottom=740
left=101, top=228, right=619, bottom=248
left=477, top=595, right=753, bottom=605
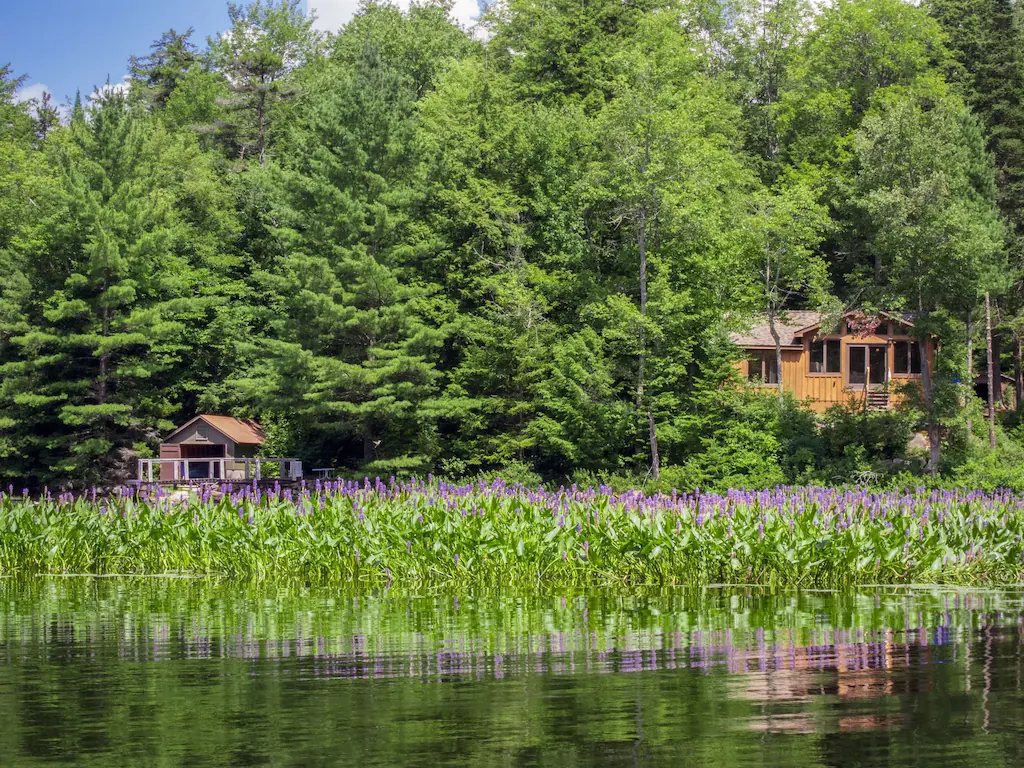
left=809, top=339, right=841, bottom=374
left=748, top=351, right=779, bottom=385
left=893, top=341, right=921, bottom=374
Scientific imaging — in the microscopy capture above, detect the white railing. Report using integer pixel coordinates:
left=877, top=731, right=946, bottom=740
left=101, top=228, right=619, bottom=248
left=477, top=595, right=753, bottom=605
left=136, top=457, right=303, bottom=483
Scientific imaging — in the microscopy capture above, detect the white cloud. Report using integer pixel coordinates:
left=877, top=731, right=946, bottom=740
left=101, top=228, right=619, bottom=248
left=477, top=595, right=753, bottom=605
left=89, top=75, right=132, bottom=104
left=14, top=82, right=50, bottom=106
left=309, top=0, right=481, bottom=34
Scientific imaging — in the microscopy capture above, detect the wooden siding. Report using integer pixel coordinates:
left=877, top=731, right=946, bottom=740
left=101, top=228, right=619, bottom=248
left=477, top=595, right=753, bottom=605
left=159, top=443, right=180, bottom=482
left=737, top=329, right=933, bottom=412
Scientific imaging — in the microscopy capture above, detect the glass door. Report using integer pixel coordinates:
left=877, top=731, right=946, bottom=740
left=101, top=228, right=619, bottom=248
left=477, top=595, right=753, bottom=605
left=848, top=346, right=866, bottom=389
left=868, top=345, right=888, bottom=389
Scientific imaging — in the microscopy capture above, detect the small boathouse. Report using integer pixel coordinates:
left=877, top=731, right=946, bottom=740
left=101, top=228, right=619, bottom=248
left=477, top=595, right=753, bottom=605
left=137, top=415, right=303, bottom=484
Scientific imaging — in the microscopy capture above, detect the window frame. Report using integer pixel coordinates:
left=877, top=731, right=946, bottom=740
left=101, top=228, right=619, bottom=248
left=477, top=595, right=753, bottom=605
left=747, top=350, right=780, bottom=386
left=808, top=337, right=842, bottom=375
left=892, top=340, right=922, bottom=376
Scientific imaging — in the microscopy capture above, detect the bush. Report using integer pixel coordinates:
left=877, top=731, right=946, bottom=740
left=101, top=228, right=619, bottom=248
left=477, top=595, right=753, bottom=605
left=478, top=460, right=543, bottom=488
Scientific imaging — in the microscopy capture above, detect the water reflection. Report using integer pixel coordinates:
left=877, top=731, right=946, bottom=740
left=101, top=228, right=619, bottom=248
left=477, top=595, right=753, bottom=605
left=1, top=581, right=1023, bottom=766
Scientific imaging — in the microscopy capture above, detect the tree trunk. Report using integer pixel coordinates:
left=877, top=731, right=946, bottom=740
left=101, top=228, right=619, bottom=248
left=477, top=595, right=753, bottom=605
left=636, top=208, right=660, bottom=480
left=648, top=408, right=660, bottom=481
left=986, top=292, right=996, bottom=449
left=257, top=83, right=267, bottom=166
left=992, top=329, right=1003, bottom=406
left=918, top=333, right=941, bottom=474
left=636, top=210, right=647, bottom=409
left=966, top=309, right=973, bottom=436
left=1015, top=334, right=1023, bottom=410
left=767, top=311, right=784, bottom=402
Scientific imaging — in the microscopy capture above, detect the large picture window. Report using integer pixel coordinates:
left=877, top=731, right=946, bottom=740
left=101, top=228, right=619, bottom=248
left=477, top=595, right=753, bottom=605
left=809, top=339, right=841, bottom=374
left=747, top=351, right=779, bottom=385
left=893, top=340, right=921, bottom=374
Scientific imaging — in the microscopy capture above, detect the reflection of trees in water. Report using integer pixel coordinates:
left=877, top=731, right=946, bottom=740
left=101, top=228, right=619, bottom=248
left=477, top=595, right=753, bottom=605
left=0, top=580, right=1022, bottom=764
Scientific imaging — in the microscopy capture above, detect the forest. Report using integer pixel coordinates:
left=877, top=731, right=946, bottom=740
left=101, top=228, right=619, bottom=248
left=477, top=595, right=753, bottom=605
left=1, top=0, right=1024, bottom=491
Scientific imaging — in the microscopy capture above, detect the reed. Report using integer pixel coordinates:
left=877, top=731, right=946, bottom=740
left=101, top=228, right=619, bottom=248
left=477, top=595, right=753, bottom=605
left=2, top=479, right=1023, bottom=586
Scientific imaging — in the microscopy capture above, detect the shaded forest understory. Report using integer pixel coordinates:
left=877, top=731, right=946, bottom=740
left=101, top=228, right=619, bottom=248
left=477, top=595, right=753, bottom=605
left=3, top=0, right=1024, bottom=490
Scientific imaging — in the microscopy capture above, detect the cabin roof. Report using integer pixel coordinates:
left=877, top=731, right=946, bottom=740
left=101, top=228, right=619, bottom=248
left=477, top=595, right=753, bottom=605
left=730, top=310, right=918, bottom=349
left=165, top=415, right=267, bottom=445
left=729, top=311, right=824, bottom=349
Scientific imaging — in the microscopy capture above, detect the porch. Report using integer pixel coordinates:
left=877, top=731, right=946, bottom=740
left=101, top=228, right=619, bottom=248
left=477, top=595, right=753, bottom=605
left=136, top=457, right=304, bottom=485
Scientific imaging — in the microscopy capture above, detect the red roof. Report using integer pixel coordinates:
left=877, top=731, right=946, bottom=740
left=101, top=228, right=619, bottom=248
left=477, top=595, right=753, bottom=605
left=166, top=415, right=266, bottom=445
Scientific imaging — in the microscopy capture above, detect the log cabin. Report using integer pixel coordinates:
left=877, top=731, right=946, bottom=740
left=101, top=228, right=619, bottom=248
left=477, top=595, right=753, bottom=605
left=730, top=311, right=934, bottom=412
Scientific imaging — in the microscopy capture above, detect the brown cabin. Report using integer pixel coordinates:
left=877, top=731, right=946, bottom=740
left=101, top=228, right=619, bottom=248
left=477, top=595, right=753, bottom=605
left=730, top=311, right=934, bottom=412
left=158, top=415, right=266, bottom=481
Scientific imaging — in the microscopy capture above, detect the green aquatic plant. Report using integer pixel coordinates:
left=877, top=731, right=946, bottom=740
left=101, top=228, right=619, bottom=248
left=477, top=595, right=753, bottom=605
left=1, top=480, right=1023, bottom=586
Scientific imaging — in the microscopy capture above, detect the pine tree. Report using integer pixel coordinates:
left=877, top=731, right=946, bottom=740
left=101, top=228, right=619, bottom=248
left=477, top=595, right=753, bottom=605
left=240, top=40, right=446, bottom=473
left=129, top=28, right=199, bottom=107
left=207, top=0, right=321, bottom=166
left=2, top=91, right=237, bottom=486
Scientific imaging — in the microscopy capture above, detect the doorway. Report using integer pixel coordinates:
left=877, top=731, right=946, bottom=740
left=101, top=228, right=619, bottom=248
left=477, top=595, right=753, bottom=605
left=848, top=345, right=888, bottom=390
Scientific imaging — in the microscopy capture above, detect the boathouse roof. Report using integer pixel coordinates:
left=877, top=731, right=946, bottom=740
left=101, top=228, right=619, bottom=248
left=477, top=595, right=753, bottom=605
left=164, top=415, right=267, bottom=445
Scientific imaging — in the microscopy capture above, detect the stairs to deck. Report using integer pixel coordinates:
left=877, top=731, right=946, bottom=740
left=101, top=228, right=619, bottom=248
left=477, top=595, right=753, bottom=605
left=866, top=391, right=891, bottom=411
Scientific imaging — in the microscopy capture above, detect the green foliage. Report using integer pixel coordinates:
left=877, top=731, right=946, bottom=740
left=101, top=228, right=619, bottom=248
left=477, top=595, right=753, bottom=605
left=3, top=0, right=1024, bottom=490
left=4, top=482, right=1024, bottom=586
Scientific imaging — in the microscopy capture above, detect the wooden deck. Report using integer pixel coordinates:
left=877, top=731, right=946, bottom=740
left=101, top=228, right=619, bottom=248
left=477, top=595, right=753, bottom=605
left=136, top=457, right=303, bottom=485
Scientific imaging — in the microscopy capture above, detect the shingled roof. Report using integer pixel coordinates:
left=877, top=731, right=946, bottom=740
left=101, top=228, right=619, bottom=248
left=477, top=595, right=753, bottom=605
left=729, top=311, right=824, bottom=349
left=165, top=415, right=267, bottom=445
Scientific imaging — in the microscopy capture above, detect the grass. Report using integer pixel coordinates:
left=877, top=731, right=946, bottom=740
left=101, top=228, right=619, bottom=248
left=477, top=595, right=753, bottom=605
left=2, top=479, right=1024, bottom=586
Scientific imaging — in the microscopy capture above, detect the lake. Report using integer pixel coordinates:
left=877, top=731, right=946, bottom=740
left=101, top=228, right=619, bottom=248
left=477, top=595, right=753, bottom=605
left=1, top=580, right=1022, bottom=766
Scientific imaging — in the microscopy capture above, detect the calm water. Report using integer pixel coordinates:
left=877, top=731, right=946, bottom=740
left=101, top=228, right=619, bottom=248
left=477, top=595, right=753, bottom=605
left=1, top=581, right=1024, bottom=766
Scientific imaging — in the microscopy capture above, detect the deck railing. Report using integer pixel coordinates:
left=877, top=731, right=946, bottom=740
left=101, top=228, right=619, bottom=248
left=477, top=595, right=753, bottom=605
left=136, top=457, right=303, bottom=484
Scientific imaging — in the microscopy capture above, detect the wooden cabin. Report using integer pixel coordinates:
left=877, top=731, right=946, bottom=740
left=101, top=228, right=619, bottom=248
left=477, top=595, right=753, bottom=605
left=730, top=311, right=934, bottom=412
left=158, top=415, right=267, bottom=481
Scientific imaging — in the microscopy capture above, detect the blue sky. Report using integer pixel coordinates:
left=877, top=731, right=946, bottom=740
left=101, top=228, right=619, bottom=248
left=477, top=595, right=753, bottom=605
left=2, top=1, right=257, bottom=108
left=2, top=1, right=480, bottom=108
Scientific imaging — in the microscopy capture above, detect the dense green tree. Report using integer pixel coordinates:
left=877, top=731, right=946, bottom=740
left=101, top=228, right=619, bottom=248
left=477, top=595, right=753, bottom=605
left=853, top=92, right=1006, bottom=470
left=0, top=68, right=56, bottom=472
left=208, top=0, right=322, bottom=165
left=237, top=35, right=448, bottom=473
left=129, top=28, right=200, bottom=107
left=5, top=0, right=1024, bottom=489
left=744, top=174, right=830, bottom=400
left=1, top=92, right=237, bottom=486
left=592, top=14, right=752, bottom=476
left=928, top=0, right=1024, bottom=402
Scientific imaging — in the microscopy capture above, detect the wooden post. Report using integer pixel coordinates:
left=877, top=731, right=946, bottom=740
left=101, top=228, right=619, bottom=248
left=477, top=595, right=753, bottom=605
left=220, top=459, right=226, bottom=481
left=173, top=460, right=179, bottom=481
left=986, top=292, right=996, bottom=449
left=255, top=459, right=261, bottom=482
left=137, top=459, right=143, bottom=482
left=147, top=461, right=153, bottom=483
left=184, top=460, right=191, bottom=481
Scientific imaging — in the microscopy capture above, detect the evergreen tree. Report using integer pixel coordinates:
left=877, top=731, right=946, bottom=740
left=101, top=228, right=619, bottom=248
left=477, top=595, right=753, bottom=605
left=129, top=28, right=200, bottom=107
left=207, top=0, right=322, bottom=166
left=2, top=91, right=237, bottom=486
left=240, top=38, right=446, bottom=473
